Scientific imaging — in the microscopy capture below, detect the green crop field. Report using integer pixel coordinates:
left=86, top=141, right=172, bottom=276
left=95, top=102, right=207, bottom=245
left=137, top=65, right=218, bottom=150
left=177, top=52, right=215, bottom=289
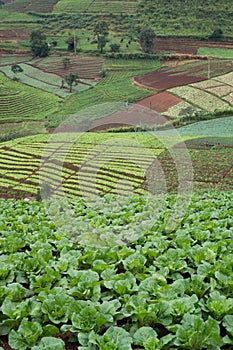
left=0, top=73, right=61, bottom=123
left=0, top=132, right=164, bottom=198
left=0, top=2, right=233, bottom=349
left=198, top=47, right=233, bottom=58
left=53, top=0, right=139, bottom=14
left=177, top=116, right=233, bottom=137
left=0, top=64, right=95, bottom=97
left=0, top=190, right=232, bottom=348
left=46, top=59, right=161, bottom=128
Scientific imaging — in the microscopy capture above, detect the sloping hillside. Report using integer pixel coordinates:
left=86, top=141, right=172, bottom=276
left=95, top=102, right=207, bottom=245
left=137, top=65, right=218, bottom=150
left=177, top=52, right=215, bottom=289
left=137, top=0, right=233, bottom=38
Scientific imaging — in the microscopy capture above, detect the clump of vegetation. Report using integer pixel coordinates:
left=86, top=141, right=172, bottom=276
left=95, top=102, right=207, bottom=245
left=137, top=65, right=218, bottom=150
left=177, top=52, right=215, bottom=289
left=30, top=30, right=50, bottom=57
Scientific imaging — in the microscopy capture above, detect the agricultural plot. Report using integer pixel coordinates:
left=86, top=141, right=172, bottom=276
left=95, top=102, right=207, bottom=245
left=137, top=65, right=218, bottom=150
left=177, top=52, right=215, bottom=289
left=0, top=73, right=61, bottom=123
left=0, top=64, right=95, bottom=97
left=87, top=0, right=139, bottom=14
left=0, top=133, right=164, bottom=198
left=53, top=0, right=139, bottom=14
left=165, top=71, right=233, bottom=116
left=168, top=85, right=231, bottom=113
left=0, top=126, right=232, bottom=198
left=2, top=0, right=59, bottom=12
left=177, top=116, right=233, bottom=137
left=53, top=0, right=93, bottom=13
left=0, top=191, right=232, bottom=349
left=46, top=59, right=161, bottom=127
left=162, top=101, right=199, bottom=119
left=31, top=54, right=104, bottom=80
left=198, top=47, right=233, bottom=58
left=0, top=53, right=32, bottom=66
left=153, top=38, right=233, bottom=55
left=136, top=92, right=183, bottom=113
left=157, top=147, right=233, bottom=192
left=135, top=59, right=233, bottom=91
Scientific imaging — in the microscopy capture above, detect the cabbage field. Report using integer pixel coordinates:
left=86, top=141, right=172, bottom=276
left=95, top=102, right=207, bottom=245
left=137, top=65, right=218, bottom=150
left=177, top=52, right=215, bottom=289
left=0, top=191, right=232, bottom=349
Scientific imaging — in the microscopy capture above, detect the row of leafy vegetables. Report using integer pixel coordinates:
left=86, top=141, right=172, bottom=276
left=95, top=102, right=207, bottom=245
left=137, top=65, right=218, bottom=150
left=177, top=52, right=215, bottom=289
left=0, top=191, right=232, bottom=350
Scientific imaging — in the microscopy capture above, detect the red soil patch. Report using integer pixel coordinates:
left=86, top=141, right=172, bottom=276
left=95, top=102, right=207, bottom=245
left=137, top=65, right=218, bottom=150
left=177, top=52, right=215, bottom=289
left=153, top=38, right=233, bottom=55
left=134, top=69, right=203, bottom=91
left=136, top=92, right=183, bottom=113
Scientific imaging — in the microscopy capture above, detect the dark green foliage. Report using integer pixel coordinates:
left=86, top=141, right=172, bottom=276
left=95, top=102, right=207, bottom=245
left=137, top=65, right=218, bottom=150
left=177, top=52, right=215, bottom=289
left=110, top=43, right=121, bottom=52
left=29, top=30, right=49, bottom=57
left=11, top=64, right=23, bottom=78
left=139, top=27, right=156, bottom=53
left=93, top=20, right=109, bottom=53
left=66, top=33, right=77, bottom=52
left=0, top=191, right=232, bottom=348
left=136, top=0, right=233, bottom=39
left=209, top=28, right=224, bottom=41
left=64, top=72, right=78, bottom=92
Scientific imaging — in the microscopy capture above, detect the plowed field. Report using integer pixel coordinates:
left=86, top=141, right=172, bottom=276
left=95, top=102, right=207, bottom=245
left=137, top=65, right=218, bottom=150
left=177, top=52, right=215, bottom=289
left=153, top=38, right=233, bottom=54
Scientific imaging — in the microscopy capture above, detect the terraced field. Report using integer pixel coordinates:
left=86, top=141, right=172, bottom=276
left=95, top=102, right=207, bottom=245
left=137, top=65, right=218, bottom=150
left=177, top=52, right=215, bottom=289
left=0, top=64, right=95, bottom=97
left=53, top=0, right=139, bottom=14
left=0, top=133, right=164, bottom=198
left=2, top=0, right=59, bottom=13
left=0, top=120, right=232, bottom=199
left=31, top=54, right=104, bottom=80
left=0, top=72, right=61, bottom=122
left=153, top=38, right=233, bottom=55
left=136, top=60, right=233, bottom=118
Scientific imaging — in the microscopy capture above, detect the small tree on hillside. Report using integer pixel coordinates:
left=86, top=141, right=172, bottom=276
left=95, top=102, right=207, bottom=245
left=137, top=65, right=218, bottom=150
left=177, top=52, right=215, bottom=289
left=64, top=73, right=78, bottom=93
left=30, top=30, right=49, bottom=57
left=62, top=57, right=70, bottom=69
left=93, top=21, right=109, bottom=53
left=208, top=28, right=223, bottom=41
left=139, top=27, right=156, bottom=53
left=11, top=64, right=23, bottom=80
left=66, top=32, right=78, bottom=52
left=110, top=43, right=121, bottom=53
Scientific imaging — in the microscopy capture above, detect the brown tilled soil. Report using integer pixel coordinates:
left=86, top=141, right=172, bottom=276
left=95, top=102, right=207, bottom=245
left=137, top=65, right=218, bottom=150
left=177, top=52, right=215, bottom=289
left=0, top=29, right=31, bottom=41
left=136, top=91, right=183, bottom=113
left=153, top=38, right=233, bottom=54
left=134, top=70, right=203, bottom=90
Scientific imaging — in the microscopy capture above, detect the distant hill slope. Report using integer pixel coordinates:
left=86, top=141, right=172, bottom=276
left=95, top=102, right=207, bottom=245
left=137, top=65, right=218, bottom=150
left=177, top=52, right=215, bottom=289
left=2, top=0, right=232, bottom=39
left=137, top=0, right=233, bottom=38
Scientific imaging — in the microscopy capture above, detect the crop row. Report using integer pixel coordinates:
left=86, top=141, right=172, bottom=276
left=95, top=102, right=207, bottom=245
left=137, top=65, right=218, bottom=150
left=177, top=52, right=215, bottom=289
left=169, top=85, right=231, bottom=112
left=0, top=191, right=232, bottom=348
left=3, top=0, right=59, bottom=13
left=0, top=65, right=94, bottom=97
left=0, top=133, right=165, bottom=197
left=32, top=54, right=104, bottom=79
left=53, top=0, right=93, bottom=13
left=87, top=0, right=138, bottom=14
left=0, top=73, right=60, bottom=121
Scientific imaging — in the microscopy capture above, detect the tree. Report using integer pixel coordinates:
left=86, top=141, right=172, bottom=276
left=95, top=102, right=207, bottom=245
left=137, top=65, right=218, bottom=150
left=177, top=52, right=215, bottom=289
left=62, top=57, right=70, bottom=69
left=208, top=28, right=223, bottom=41
left=139, top=27, right=156, bottom=53
left=110, top=43, right=121, bottom=53
left=93, top=21, right=109, bottom=53
left=11, top=64, right=23, bottom=80
left=64, top=73, right=78, bottom=93
left=30, top=30, right=49, bottom=57
left=66, top=32, right=78, bottom=52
